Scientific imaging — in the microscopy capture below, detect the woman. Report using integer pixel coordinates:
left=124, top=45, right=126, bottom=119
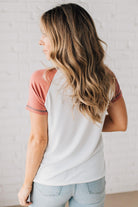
left=18, top=3, right=128, bottom=207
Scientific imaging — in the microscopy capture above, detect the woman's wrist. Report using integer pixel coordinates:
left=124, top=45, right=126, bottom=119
left=23, top=182, right=33, bottom=188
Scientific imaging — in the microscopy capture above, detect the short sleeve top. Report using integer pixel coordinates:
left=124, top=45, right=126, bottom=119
left=25, top=68, right=123, bottom=186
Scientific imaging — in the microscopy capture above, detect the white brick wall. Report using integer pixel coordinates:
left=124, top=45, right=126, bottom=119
left=0, top=0, right=137, bottom=206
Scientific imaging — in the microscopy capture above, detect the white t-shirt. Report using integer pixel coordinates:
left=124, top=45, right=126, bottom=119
left=26, top=68, right=122, bottom=186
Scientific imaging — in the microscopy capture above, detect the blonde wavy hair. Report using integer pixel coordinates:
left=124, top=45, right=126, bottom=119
left=40, top=3, right=116, bottom=124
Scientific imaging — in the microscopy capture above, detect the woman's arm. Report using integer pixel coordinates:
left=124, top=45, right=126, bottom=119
left=23, top=137, right=47, bottom=186
left=23, top=112, right=48, bottom=187
left=102, top=95, right=128, bottom=132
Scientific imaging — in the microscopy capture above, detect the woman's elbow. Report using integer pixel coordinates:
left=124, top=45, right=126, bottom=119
left=121, top=125, right=127, bottom=131
left=121, top=115, right=128, bottom=131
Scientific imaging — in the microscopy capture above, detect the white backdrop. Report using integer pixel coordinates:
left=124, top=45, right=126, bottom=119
left=0, top=0, right=137, bottom=206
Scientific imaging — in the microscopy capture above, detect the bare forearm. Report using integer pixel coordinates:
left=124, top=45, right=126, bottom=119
left=102, top=114, right=124, bottom=132
left=23, top=138, right=47, bottom=186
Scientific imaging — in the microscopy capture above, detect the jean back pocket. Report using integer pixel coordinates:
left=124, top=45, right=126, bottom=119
left=34, top=182, right=63, bottom=196
left=86, top=177, right=105, bottom=194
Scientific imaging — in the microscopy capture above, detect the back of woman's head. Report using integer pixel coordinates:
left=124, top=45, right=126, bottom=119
left=40, top=3, right=116, bottom=124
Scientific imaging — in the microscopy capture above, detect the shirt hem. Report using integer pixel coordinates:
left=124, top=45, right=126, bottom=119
left=33, top=174, right=105, bottom=186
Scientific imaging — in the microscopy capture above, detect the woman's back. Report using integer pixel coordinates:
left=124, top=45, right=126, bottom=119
left=26, top=67, right=122, bottom=186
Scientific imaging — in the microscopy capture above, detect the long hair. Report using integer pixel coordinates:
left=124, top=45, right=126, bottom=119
left=40, top=3, right=116, bottom=124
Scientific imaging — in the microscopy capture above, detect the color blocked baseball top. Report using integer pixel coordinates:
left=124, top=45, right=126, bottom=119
left=26, top=67, right=122, bottom=186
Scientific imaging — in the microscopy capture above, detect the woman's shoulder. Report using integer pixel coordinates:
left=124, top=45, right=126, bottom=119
left=30, top=67, right=57, bottom=84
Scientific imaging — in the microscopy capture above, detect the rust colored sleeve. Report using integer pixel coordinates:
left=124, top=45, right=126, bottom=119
left=25, top=69, right=50, bottom=115
left=111, top=77, right=122, bottom=103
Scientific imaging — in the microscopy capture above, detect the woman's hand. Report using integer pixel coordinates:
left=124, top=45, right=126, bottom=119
left=18, top=183, right=33, bottom=206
